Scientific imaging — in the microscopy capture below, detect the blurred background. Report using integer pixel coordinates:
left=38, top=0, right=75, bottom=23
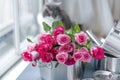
left=0, top=0, right=120, bottom=78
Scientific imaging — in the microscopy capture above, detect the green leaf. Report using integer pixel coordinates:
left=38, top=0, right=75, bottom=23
left=42, top=22, right=51, bottom=32
left=66, top=28, right=73, bottom=34
left=55, top=62, right=59, bottom=68
left=68, top=34, right=74, bottom=41
left=86, top=39, right=92, bottom=49
left=66, top=28, right=75, bottom=41
left=52, top=21, right=65, bottom=30
left=27, top=38, right=33, bottom=43
left=73, top=24, right=81, bottom=33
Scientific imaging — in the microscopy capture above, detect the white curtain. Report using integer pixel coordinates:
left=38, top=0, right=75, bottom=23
left=0, top=0, right=13, bottom=24
left=61, top=0, right=120, bottom=38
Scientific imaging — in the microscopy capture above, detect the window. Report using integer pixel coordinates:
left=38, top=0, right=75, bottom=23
left=0, top=0, right=40, bottom=77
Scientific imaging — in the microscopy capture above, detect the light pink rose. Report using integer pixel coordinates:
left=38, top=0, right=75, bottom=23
left=82, top=52, right=92, bottom=62
left=73, top=50, right=83, bottom=61
left=90, top=46, right=104, bottom=60
left=41, top=52, right=53, bottom=63
left=57, top=34, right=71, bottom=45
left=56, top=52, right=68, bottom=64
left=27, top=43, right=36, bottom=52
left=59, top=43, right=74, bottom=53
left=79, top=47, right=92, bottom=62
left=53, top=26, right=65, bottom=37
left=30, top=51, right=39, bottom=61
left=75, top=32, right=88, bottom=45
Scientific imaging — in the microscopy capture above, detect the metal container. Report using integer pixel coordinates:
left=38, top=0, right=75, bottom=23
left=93, top=70, right=113, bottom=80
left=67, top=62, right=83, bottom=80
left=38, top=61, right=67, bottom=80
left=102, top=27, right=120, bottom=57
left=82, top=78, right=94, bottom=80
left=98, top=56, right=120, bottom=74
left=38, top=61, right=83, bottom=80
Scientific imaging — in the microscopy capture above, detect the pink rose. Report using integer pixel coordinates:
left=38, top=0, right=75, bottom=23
left=73, top=50, right=83, bottom=61
left=79, top=47, right=89, bottom=52
left=59, top=43, right=74, bottom=53
left=53, top=26, right=65, bottom=37
left=57, top=34, right=71, bottom=45
left=56, top=52, right=68, bottom=64
left=75, top=32, right=88, bottom=45
left=35, top=43, right=52, bottom=53
left=21, top=51, right=32, bottom=61
left=82, top=52, right=92, bottom=62
left=27, top=43, right=36, bottom=52
left=65, top=55, right=76, bottom=65
left=90, top=46, right=104, bottom=60
left=41, top=52, right=53, bottom=63
left=79, top=47, right=92, bottom=62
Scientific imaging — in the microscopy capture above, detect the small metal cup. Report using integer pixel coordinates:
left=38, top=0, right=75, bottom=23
left=93, top=70, right=113, bottom=80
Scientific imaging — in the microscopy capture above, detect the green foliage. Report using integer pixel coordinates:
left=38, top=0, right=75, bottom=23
left=86, top=39, right=92, bottom=49
left=42, top=22, right=51, bottom=32
left=73, top=24, right=81, bottom=33
left=52, top=20, right=65, bottom=30
left=27, top=38, right=33, bottom=43
left=55, top=62, right=59, bottom=68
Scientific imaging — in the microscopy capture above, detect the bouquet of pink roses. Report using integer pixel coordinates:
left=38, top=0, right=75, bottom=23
left=21, top=21, right=104, bottom=67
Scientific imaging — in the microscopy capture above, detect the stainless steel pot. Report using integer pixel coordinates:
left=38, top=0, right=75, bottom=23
left=38, top=61, right=83, bottom=80
left=98, top=56, right=120, bottom=74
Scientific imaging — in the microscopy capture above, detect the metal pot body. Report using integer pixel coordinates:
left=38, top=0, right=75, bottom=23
left=39, top=61, right=83, bottom=80
left=98, top=56, right=120, bottom=74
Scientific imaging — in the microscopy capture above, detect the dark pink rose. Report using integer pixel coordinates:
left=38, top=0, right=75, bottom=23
left=44, top=34, right=56, bottom=44
left=32, top=61, right=37, bottom=67
left=59, top=43, right=74, bottom=53
left=73, top=50, right=83, bottom=61
left=57, top=34, right=71, bottom=45
left=75, top=32, right=88, bottom=45
left=51, top=47, right=58, bottom=59
left=21, top=51, right=32, bottom=62
left=35, top=43, right=52, bottom=53
left=90, top=46, right=104, bottom=60
left=38, top=34, right=48, bottom=43
left=41, top=52, right=53, bottom=63
left=56, top=52, right=68, bottom=64
left=38, top=34, right=56, bottom=44
left=53, top=26, right=65, bottom=37
left=65, top=55, right=76, bottom=65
